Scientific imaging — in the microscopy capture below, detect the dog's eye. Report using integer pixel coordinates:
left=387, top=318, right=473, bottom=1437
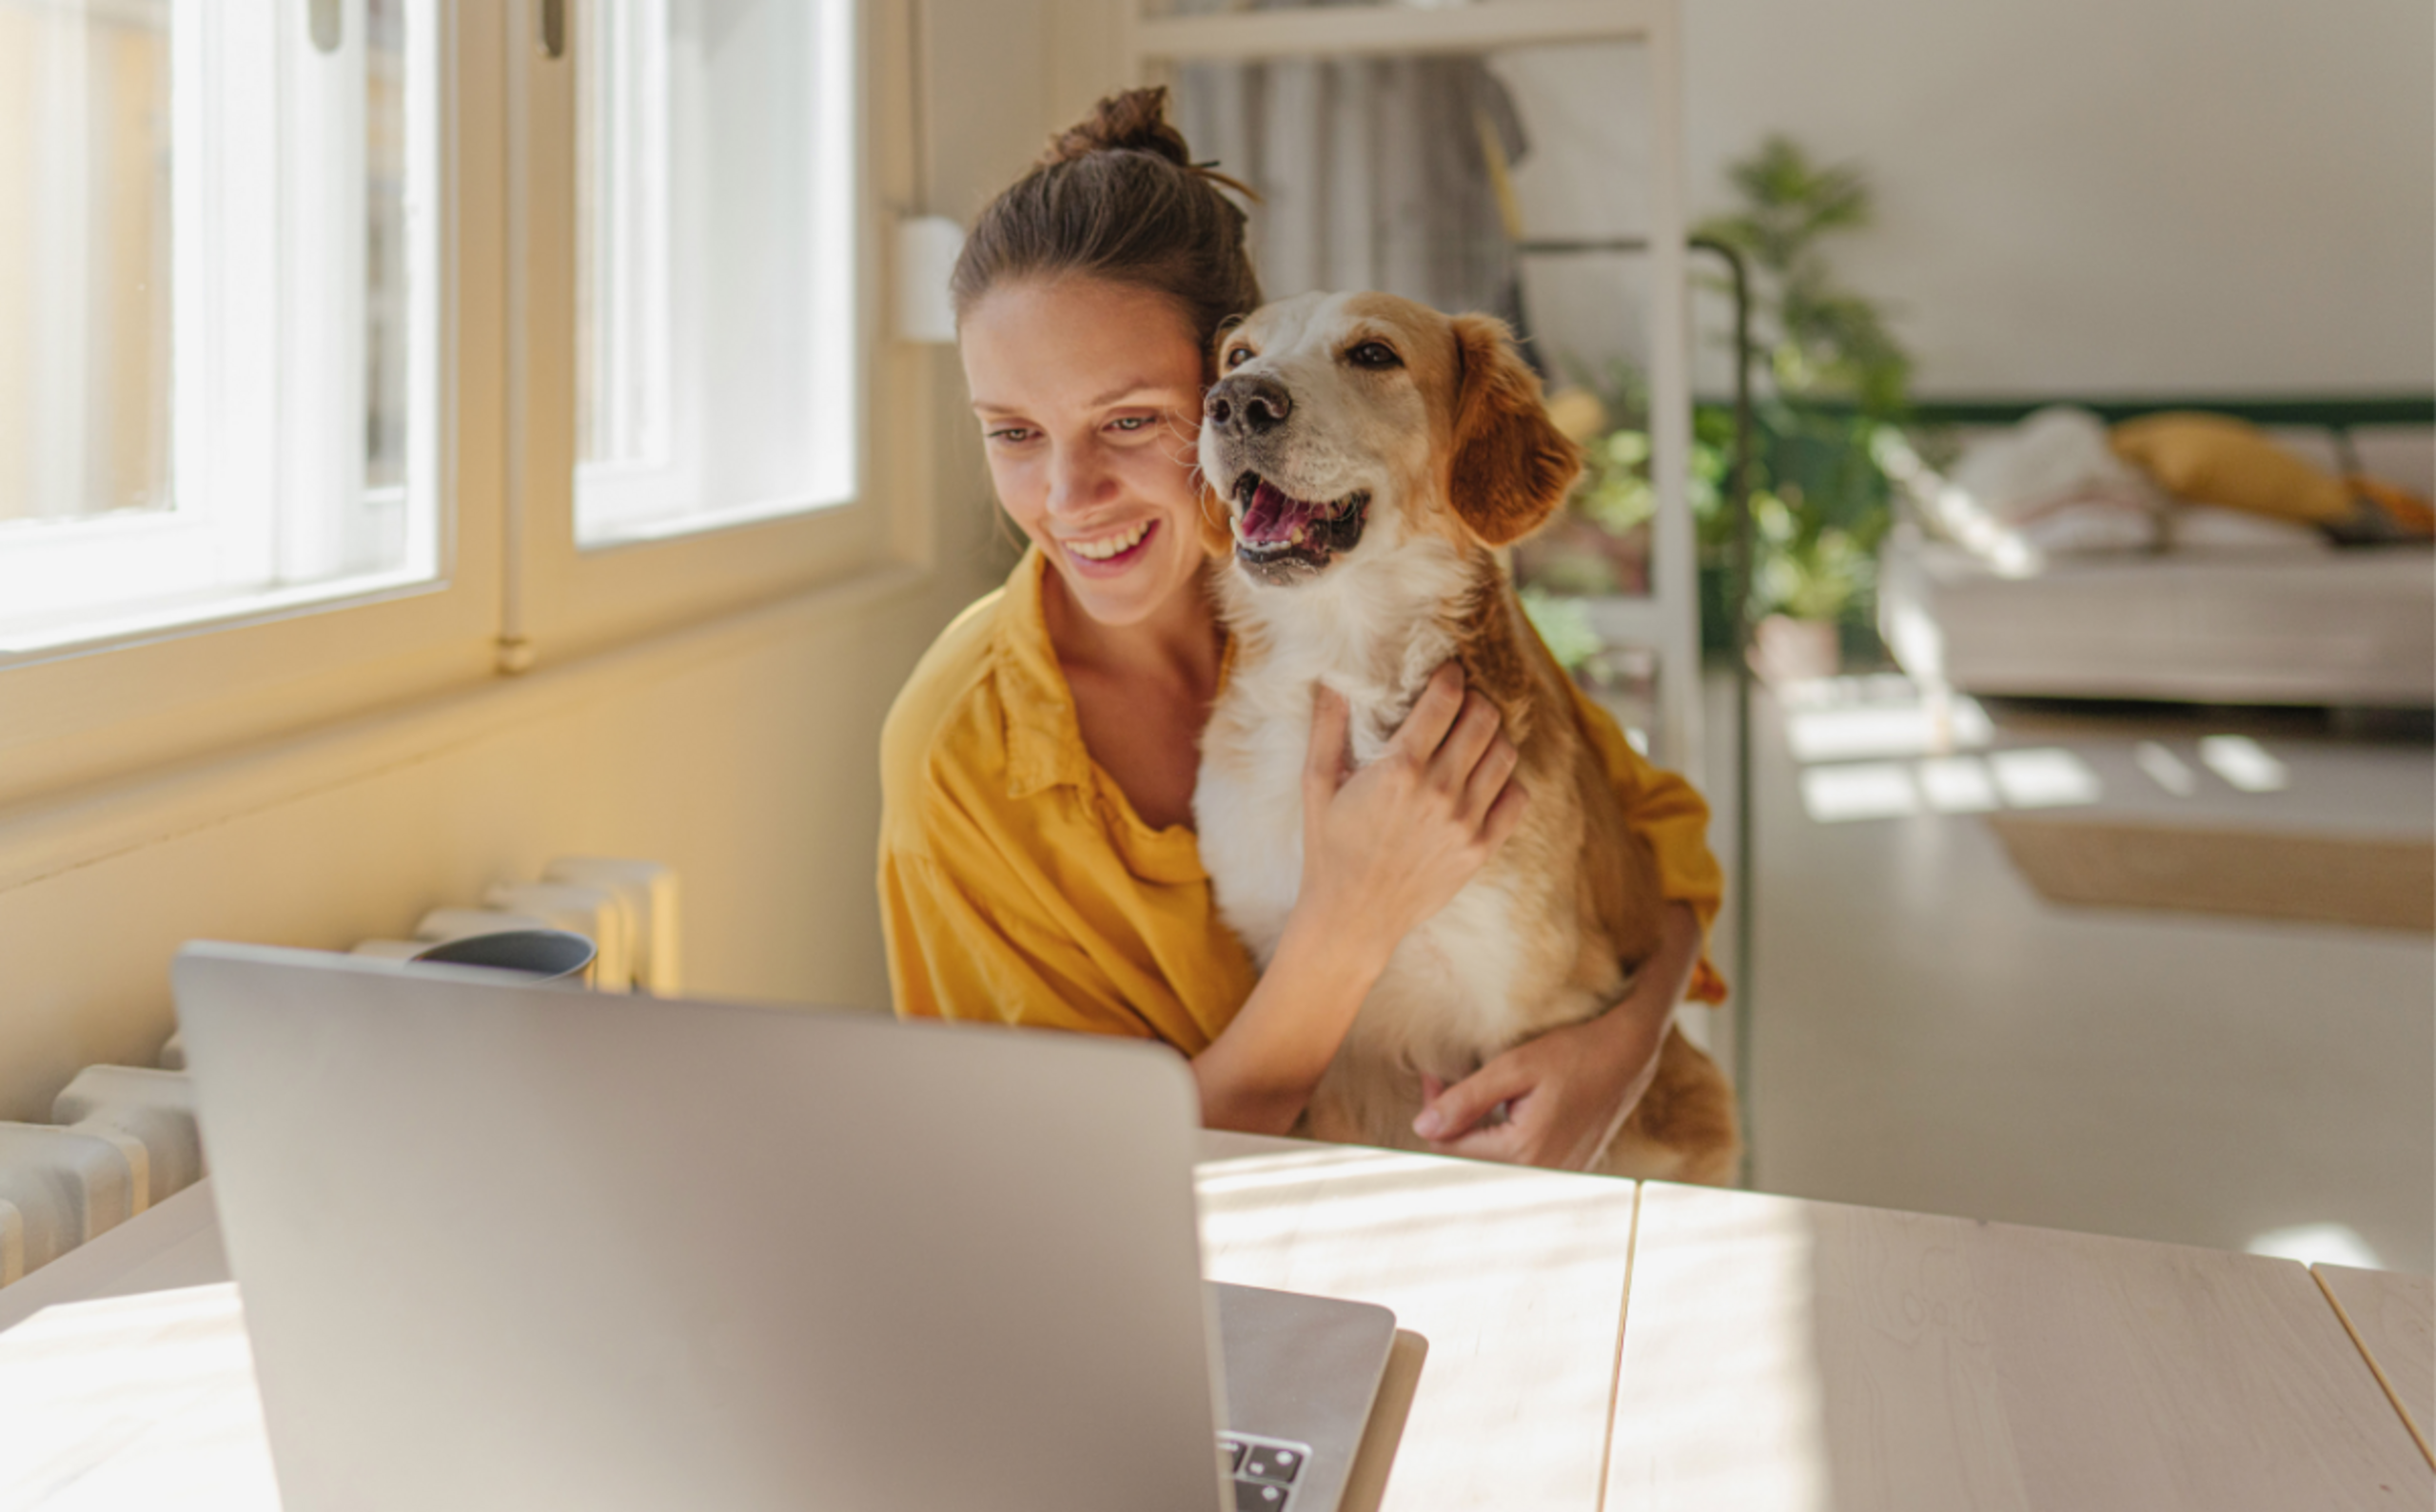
left=1224, top=345, right=1253, bottom=370
left=1346, top=341, right=1402, bottom=370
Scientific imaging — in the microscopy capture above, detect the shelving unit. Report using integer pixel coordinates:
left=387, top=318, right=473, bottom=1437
left=1122, top=0, right=1703, bottom=778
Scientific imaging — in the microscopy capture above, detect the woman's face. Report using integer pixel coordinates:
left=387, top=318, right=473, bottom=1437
left=961, top=277, right=1209, bottom=628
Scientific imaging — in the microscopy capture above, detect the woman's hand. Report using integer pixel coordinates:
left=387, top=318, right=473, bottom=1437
left=1409, top=901, right=1704, bottom=1171
left=1292, top=664, right=1529, bottom=977
left=1191, top=663, right=1525, bottom=1136
left=1410, top=995, right=1669, bottom=1170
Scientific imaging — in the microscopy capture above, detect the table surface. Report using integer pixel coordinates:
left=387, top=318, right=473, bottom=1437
left=2316, top=1262, right=2436, bottom=1471
left=2, top=1133, right=2427, bottom=1512
left=1609, top=1181, right=2427, bottom=1511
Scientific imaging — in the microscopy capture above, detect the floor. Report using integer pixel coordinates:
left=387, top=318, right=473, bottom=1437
left=1696, top=673, right=2435, bottom=1275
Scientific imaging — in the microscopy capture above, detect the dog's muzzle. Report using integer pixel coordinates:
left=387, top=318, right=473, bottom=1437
left=1227, top=473, right=1369, bottom=585
left=1204, top=374, right=1369, bottom=585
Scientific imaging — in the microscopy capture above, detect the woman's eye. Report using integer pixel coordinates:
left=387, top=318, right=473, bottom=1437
left=986, top=426, right=1033, bottom=443
left=1110, top=416, right=1153, bottom=433
left=1225, top=346, right=1252, bottom=370
left=1346, top=341, right=1402, bottom=370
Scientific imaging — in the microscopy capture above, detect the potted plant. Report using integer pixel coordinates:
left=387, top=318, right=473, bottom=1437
left=1519, top=137, right=1912, bottom=689
left=1749, top=495, right=1873, bottom=685
left=1695, top=135, right=1912, bottom=678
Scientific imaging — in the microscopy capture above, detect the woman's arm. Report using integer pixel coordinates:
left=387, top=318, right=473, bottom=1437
left=1190, top=664, right=1527, bottom=1134
left=1406, top=680, right=1727, bottom=1168
left=1410, top=900, right=1700, bottom=1169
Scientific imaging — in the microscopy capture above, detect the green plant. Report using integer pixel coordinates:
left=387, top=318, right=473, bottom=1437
left=1509, top=359, right=1659, bottom=602
left=1695, top=135, right=1913, bottom=629
left=1752, top=495, right=1874, bottom=622
left=1521, top=139, right=1911, bottom=646
left=1699, top=136, right=1911, bottom=420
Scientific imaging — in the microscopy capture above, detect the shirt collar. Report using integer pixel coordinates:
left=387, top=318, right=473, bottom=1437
left=992, top=548, right=1095, bottom=800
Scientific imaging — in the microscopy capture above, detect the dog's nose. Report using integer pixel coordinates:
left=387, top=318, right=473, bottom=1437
left=1205, top=374, right=1293, bottom=437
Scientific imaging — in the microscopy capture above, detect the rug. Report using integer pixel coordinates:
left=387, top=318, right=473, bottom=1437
left=1986, top=815, right=2436, bottom=933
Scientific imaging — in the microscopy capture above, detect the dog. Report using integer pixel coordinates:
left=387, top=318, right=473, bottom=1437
left=1191, top=290, right=1740, bottom=1184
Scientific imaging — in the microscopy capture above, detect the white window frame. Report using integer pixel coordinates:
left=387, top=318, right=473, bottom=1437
left=0, top=0, right=437, bottom=649
left=564, top=0, right=859, bottom=549
left=505, top=0, right=911, bottom=668
left=0, top=0, right=504, bottom=810
left=0, top=0, right=932, bottom=808
left=569, top=0, right=682, bottom=527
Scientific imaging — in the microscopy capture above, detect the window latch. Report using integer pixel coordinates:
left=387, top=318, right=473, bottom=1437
left=308, top=0, right=342, bottom=53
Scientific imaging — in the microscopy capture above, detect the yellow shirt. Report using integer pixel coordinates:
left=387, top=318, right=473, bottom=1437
left=879, top=549, right=1726, bottom=1052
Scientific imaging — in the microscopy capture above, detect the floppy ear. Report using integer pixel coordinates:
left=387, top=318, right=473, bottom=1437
left=1447, top=314, right=1583, bottom=546
left=1197, top=481, right=1236, bottom=559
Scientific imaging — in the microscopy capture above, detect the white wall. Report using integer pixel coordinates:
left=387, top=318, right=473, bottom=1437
left=1505, top=0, right=2435, bottom=396
left=0, top=0, right=1048, bottom=1125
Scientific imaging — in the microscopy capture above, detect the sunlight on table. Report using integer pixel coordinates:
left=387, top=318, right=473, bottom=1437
left=0, top=1282, right=279, bottom=1511
left=1198, top=1142, right=1640, bottom=1512
left=1605, top=1186, right=1831, bottom=1512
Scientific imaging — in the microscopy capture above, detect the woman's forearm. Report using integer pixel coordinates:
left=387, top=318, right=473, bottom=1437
left=1190, top=912, right=1389, bottom=1135
left=1587, top=901, right=1701, bottom=1071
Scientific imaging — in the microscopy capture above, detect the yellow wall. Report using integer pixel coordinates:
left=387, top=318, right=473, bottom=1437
left=0, top=537, right=1005, bottom=1123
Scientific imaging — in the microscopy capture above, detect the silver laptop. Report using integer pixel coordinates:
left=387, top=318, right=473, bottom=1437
left=172, top=943, right=1398, bottom=1512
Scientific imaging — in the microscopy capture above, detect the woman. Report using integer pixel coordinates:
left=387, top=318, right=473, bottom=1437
left=878, top=88, right=1724, bottom=1171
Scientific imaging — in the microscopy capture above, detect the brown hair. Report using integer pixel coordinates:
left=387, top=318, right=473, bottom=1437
left=951, top=88, right=1262, bottom=363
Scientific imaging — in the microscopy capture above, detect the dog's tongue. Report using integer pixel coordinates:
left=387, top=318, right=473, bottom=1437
left=1241, top=481, right=1325, bottom=544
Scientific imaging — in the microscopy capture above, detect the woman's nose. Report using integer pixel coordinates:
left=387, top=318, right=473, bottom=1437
left=1046, top=442, right=1116, bottom=514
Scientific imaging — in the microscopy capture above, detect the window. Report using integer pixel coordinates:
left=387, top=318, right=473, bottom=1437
left=0, top=0, right=920, bottom=806
left=571, top=0, right=858, bottom=546
left=506, top=0, right=894, bottom=663
left=0, top=0, right=439, bottom=655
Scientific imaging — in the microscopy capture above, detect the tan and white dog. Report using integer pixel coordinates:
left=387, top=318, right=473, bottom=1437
left=1192, top=290, right=1739, bottom=1184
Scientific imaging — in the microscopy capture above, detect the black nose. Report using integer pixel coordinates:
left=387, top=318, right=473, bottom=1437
left=1205, top=374, right=1293, bottom=437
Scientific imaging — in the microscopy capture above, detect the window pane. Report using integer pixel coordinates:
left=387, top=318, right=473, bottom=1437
left=0, top=0, right=438, bottom=655
left=0, top=2, right=174, bottom=525
left=574, top=0, right=858, bottom=546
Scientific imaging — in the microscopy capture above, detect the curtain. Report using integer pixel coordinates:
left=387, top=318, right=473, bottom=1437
left=1169, top=5, right=1531, bottom=337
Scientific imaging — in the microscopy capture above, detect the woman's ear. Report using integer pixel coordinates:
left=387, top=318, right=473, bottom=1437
left=1448, top=314, right=1583, bottom=546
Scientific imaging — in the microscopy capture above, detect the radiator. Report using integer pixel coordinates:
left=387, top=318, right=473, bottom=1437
left=0, top=856, right=678, bottom=1289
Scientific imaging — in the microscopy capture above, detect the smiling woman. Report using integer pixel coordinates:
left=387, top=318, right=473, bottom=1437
left=959, top=277, right=1211, bottom=628
left=877, top=88, right=1729, bottom=1171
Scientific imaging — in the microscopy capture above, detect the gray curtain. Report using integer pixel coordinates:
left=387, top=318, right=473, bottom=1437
left=1169, top=10, right=1529, bottom=331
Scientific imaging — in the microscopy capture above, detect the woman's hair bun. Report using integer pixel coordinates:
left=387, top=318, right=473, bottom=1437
left=1039, top=87, right=1194, bottom=169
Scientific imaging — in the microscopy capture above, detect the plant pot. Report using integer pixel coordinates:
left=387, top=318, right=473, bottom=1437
left=1751, top=614, right=1841, bottom=687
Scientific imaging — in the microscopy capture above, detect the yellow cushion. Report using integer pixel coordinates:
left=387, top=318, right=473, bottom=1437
left=2110, top=413, right=2354, bottom=525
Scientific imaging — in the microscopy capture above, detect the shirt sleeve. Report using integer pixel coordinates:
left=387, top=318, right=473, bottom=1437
left=1565, top=682, right=1730, bottom=1005
left=880, top=842, right=1157, bottom=1039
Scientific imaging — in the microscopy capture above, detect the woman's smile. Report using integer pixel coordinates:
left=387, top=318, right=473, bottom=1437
left=1062, top=518, right=1158, bottom=570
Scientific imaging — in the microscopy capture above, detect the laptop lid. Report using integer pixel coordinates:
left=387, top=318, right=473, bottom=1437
left=174, top=943, right=1230, bottom=1512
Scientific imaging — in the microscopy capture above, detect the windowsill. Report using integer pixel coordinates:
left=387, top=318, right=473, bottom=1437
left=0, top=566, right=445, bottom=664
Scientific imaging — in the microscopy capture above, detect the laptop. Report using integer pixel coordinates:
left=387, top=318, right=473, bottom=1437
left=171, top=943, right=1399, bottom=1512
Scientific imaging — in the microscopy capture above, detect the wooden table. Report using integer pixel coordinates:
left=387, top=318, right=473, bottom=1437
left=1607, top=1181, right=2427, bottom=1510
left=1196, top=1132, right=1638, bottom=1512
left=2316, top=1263, right=2436, bottom=1470
left=2, top=1136, right=2426, bottom=1511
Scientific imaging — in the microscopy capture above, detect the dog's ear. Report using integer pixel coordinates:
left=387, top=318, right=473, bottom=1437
left=1197, top=481, right=1236, bottom=560
left=1448, top=314, right=1582, bottom=546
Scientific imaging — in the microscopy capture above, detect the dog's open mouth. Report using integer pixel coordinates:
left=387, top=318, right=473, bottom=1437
left=1231, top=474, right=1369, bottom=584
